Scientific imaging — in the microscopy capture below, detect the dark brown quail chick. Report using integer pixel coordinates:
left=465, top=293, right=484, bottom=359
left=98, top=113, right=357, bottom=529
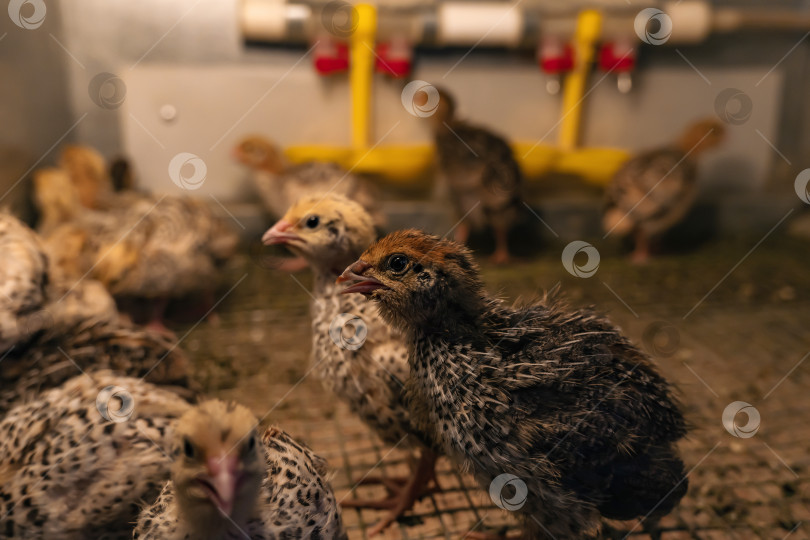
left=0, top=371, right=191, bottom=540
left=264, top=195, right=438, bottom=535
left=430, top=88, right=522, bottom=264
left=134, top=400, right=346, bottom=539
left=603, top=118, right=725, bottom=263
left=339, top=230, right=688, bottom=539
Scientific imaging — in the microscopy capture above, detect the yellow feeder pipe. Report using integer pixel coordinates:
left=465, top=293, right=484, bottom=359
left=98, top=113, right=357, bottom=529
left=559, top=9, right=602, bottom=151
left=349, top=3, right=376, bottom=151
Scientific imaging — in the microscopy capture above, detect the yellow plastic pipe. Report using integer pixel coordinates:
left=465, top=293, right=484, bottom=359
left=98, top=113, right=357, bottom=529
left=559, top=9, right=603, bottom=151
left=350, top=3, right=376, bottom=151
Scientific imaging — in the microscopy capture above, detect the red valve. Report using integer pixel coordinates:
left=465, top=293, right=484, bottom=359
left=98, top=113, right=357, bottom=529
left=314, top=41, right=350, bottom=75
left=598, top=42, right=637, bottom=72
left=539, top=42, right=574, bottom=74
left=375, top=42, right=412, bottom=78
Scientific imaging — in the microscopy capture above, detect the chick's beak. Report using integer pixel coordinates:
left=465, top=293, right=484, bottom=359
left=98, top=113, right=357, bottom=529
left=200, top=454, right=240, bottom=516
left=262, top=220, right=301, bottom=246
left=337, top=260, right=388, bottom=295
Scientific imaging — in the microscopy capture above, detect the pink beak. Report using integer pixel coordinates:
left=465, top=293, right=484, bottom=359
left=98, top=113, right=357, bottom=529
left=201, top=453, right=240, bottom=517
left=337, top=260, right=388, bottom=295
left=262, top=220, right=301, bottom=246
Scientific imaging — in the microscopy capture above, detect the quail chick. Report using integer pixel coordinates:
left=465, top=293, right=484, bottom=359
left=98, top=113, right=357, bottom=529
left=35, top=167, right=238, bottom=330
left=263, top=195, right=438, bottom=535
left=430, top=88, right=523, bottom=264
left=339, top=230, right=689, bottom=539
left=59, top=144, right=113, bottom=210
left=233, top=135, right=382, bottom=224
left=0, top=212, right=194, bottom=414
left=603, top=118, right=725, bottom=263
left=0, top=212, right=49, bottom=350
left=0, top=371, right=191, bottom=540
left=134, top=400, right=346, bottom=540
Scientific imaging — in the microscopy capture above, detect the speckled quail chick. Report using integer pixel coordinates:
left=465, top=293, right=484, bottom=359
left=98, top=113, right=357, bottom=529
left=35, top=166, right=238, bottom=330
left=0, top=212, right=194, bottom=414
left=430, top=88, right=523, bottom=264
left=263, top=195, right=438, bottom=535
left=0, top=371, right=191, bottom=540
left=603, top=118, right=725, bottom=263
left=134, top=400, right=346, bottom=540
left=339, top=230, right=689, bottom=539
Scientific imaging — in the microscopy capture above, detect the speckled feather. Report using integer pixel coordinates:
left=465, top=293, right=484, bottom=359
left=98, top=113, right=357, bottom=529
left=0, top=213, right=50, bottom=350
left=357, top=231, right=689, bottom=538
left=435, top=121, right=522, bottom=230
left=0, top=372, right=191, bottom=540
left=0, top=214, right=195, bottom=414
left=42, top=193, right=238, bottom=299
left=275, top=195, right=415, bottom=449
left=603, top=148, right=698, bottom=237
left=134, top=426, right=346, bottom=540
left=603, top=119, right=725, bottom=238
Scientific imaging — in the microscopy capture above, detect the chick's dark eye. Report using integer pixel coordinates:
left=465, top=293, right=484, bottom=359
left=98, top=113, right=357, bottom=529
left=305, top=215, right=319, bottom=229
left=247, top=435, right=256, bottom=451
left=387, top=254, right=409, bottom=273
left=183, top=438, right=195, bottom=458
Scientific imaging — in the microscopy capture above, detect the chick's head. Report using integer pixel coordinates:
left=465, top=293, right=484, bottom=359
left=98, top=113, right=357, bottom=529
left=171, top=400, right=264, bottom=524
left=262, top=194, right=375, bottom=271
left=59, top=145, right=111, bottom=208
left=678, top=117, right=726, bottom=155
left=337, top=229, right=484, bottom=328
left=232, top=136, right=285, bottom=173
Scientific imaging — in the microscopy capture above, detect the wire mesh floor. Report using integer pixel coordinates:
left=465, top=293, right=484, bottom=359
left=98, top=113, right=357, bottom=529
left=180, top=234, right=810, bottom=539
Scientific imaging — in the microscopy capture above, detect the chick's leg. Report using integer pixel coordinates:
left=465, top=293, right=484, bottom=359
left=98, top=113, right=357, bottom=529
left=454, top=222, right=471, bottom=245
left=342, top=450, right=438, bottom=536
left=631, top=228, right=650, bottom=264
left=490, top=223, right=511, bottom=265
